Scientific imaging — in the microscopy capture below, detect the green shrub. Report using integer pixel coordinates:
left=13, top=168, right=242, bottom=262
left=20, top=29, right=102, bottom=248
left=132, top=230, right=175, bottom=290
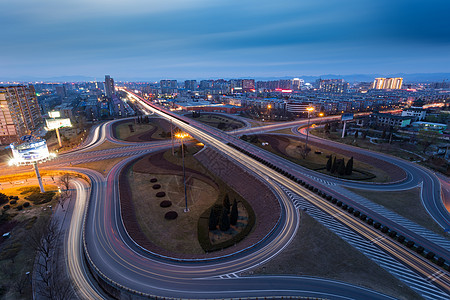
left=198, top=196, right=255, bottom=253
left=25, top=191, right=55, bottom=204
left=0, top=193, right=8, bottom=205
left=23, top=202, right=31, bottom=208
left=16, top=205, right=23, bottom=211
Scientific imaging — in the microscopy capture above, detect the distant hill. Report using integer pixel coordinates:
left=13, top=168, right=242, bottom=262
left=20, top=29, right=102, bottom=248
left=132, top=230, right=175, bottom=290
left=2, top=73, right=449, bottom=84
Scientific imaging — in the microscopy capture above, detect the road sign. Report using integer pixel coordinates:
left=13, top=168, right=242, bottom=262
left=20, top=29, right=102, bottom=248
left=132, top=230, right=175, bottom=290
left=341, top=113, right=354, bottom=121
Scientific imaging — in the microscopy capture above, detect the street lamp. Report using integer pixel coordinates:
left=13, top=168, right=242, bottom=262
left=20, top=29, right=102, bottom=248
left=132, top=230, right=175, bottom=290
left=175, top=132, right=190, bottom=212
left=318, top=112, right=324, bottom=125
left=304, top=106, right=315, bottom=157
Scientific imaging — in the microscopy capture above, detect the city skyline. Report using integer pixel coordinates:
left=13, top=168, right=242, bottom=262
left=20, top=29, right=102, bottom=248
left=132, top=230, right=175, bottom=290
left=2, top=0, right=450, bottom=81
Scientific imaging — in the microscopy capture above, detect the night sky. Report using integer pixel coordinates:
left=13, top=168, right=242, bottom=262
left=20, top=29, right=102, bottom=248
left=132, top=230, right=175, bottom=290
left=2, top=0, right=450, bottom=81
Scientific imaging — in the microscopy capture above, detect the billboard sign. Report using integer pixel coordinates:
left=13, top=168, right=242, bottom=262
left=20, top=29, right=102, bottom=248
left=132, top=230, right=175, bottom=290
left=48, top=111, right=61, bottom=118
left=10, top=139, right=50, bottom=163
left=46, top=118, right=72, bottom=130
left=341, top=113, right=354, bottom=121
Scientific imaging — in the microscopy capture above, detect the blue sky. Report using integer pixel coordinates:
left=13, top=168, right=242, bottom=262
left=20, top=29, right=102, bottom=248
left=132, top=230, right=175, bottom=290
left=1, top=0, right=450, bottom=81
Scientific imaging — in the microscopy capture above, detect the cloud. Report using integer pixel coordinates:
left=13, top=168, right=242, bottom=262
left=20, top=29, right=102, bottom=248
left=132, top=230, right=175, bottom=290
left=1, top=0, right=449, bottom=80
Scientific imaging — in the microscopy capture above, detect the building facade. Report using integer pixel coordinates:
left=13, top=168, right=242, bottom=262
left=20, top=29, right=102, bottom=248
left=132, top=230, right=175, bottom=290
left=0, top=85, right=42, bottom=144
left=371, top=77, right=403, bottom=90
left=105, top=75, right=115, bottom=98
left=160, top=80, right=178, bottom=94
left=317, top=79, right=348, bottom=93
left=401, top=107, right=427, bottom=121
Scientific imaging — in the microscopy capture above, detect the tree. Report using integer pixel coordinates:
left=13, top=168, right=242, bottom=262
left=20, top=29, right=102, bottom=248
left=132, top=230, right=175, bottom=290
left=208, top=208, right=218, bottom=230
left=29, top=217, right=74, bottom=300
left=331, top=157, right=337, bottom=173
left=354, top=130, right=359, bottom=139
left=345, top=157, right=354, bottom=175
left=381, top=129, right=387, bottom=139
left=326, top=155, right=332, bottom=172
left=418, top=130, right=440, bottom=154
left=337, top=159, right=346, bottom=176
left=13, top=271, right=30, bottom=295
left=324, top=123, right=330, bottom=134
left=59, top=173, right=73, bottom=191
left=219, top=207, right=230, bottom=231
left=361, top=131, right=367, bottom=140
left=230, top=200, right=238, bottom=225
left=223, top=194, right=231, bottom=214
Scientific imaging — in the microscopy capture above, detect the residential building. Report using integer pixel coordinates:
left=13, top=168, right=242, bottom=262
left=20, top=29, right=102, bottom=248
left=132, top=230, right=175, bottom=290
left=317, top=79, right=348, bottom=93
left=160, top=80, right=178, bottom=94
left=292, top=78, right=304, bottom=91
left=401, top=107, right=427, bottom=121
left=184, top=80, right=197, bottom=91
left=0, top=85, right=43, bottom=144
left=371, top=77, right=403, bottom=90
left=242, top=79, right=255, bottom=92
left=105, top=75, right=115, bottom=98
left=371, top=113, right=412, bottom=127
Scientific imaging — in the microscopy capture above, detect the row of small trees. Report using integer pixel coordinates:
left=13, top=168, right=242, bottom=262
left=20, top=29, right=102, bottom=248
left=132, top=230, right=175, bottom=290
left=208, top=195, right=239, bottom=232
left=326, top=155, right=354, bottom=176
left=136, top=115, right=150, bottom=124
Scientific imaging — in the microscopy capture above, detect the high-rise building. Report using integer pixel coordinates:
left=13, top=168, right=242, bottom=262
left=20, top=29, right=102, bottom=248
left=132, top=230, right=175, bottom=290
left=55, top=85, right=67, bottom=98
left=242, top=79, right=255, bottom=92
left=371, top=77, right=403, bottom=89
left=0, top=85, right=42, bottom=144
left=317, top=79, right=348, bottom=93
left=160, top=80, right=178, bottom=94
left=105, top=75, right=115, bottom=98
left=184, top=80, right=197, bottom=91
left=292, top=78, right=304, bottom=91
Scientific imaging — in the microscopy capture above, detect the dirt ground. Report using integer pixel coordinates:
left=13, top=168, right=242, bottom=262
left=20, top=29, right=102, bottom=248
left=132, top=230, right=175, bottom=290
left=129, top=172, right=218, bottom=254
left=246, top=213, right=422, bottom=300
left=113, top=118, right=172, bottom=142
left=0, top=184, right=59, bottom=299
left=346, top=187, right=449, bottom=238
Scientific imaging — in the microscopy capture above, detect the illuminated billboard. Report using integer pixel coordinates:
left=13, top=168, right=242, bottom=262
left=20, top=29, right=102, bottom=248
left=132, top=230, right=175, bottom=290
left=341, top=113, right=354, bottom=121
left=10, top=139, right=50, bottom=164
left=46, top=118, right=72, bottom=130
left=48, top=111, right=61, bottom=118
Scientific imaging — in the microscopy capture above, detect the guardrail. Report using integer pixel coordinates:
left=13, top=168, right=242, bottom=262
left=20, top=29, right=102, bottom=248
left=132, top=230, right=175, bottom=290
left=227, top=142, right=449, bottom=272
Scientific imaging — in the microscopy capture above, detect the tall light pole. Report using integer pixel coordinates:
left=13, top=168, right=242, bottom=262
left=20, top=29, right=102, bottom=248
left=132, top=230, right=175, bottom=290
left=304, top=106, right=315, bottom=157
left=175, top=132, right=189, bottom=212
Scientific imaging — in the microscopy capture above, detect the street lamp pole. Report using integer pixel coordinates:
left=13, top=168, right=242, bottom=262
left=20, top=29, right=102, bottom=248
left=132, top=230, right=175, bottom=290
left=304, top=106, right=314, bottom=156
left=176, top=132, right=189, bottom=212
left=180, top=137, right=188, bottom=212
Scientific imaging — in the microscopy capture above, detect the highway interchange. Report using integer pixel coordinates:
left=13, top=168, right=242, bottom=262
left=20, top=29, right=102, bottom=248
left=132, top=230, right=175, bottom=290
left=4, top=90, right=450, bottom=299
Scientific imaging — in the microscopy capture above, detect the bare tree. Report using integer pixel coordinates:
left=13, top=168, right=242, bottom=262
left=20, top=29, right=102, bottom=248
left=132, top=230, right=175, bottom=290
left=29, top=217, right=74, bottom=300
left=13, top=271, right=30, bottom=295
left=59, top=173, right=72, bottom=191
left=27, top=217, right=59, bottom=262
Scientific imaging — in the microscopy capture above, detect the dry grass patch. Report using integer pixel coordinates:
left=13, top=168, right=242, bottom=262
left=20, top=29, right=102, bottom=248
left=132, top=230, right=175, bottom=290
left=74, top=157, right=128, bottom=176
left=0, top=185, right=59, bottom=299
left=190, top=114, right=245, bottom=131
left=129, top=172, right=219, bottom=254
left=246, top=213, right=422, bottom=300
left=346, top=187, right=449, bottom=238
left=255, top=135, right=390, bottom=182
left=115, top=122, right=155, bottom=140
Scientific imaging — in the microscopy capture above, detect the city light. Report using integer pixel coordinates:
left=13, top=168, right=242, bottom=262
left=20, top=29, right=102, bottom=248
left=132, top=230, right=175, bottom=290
left=175, top=132, right=189, bottom=139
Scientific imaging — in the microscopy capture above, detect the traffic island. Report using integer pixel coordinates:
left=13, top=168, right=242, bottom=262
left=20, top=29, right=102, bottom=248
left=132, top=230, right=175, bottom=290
left=253, top=133, right=393, bottom=182
left=118, top=146, right=280, bottom=259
